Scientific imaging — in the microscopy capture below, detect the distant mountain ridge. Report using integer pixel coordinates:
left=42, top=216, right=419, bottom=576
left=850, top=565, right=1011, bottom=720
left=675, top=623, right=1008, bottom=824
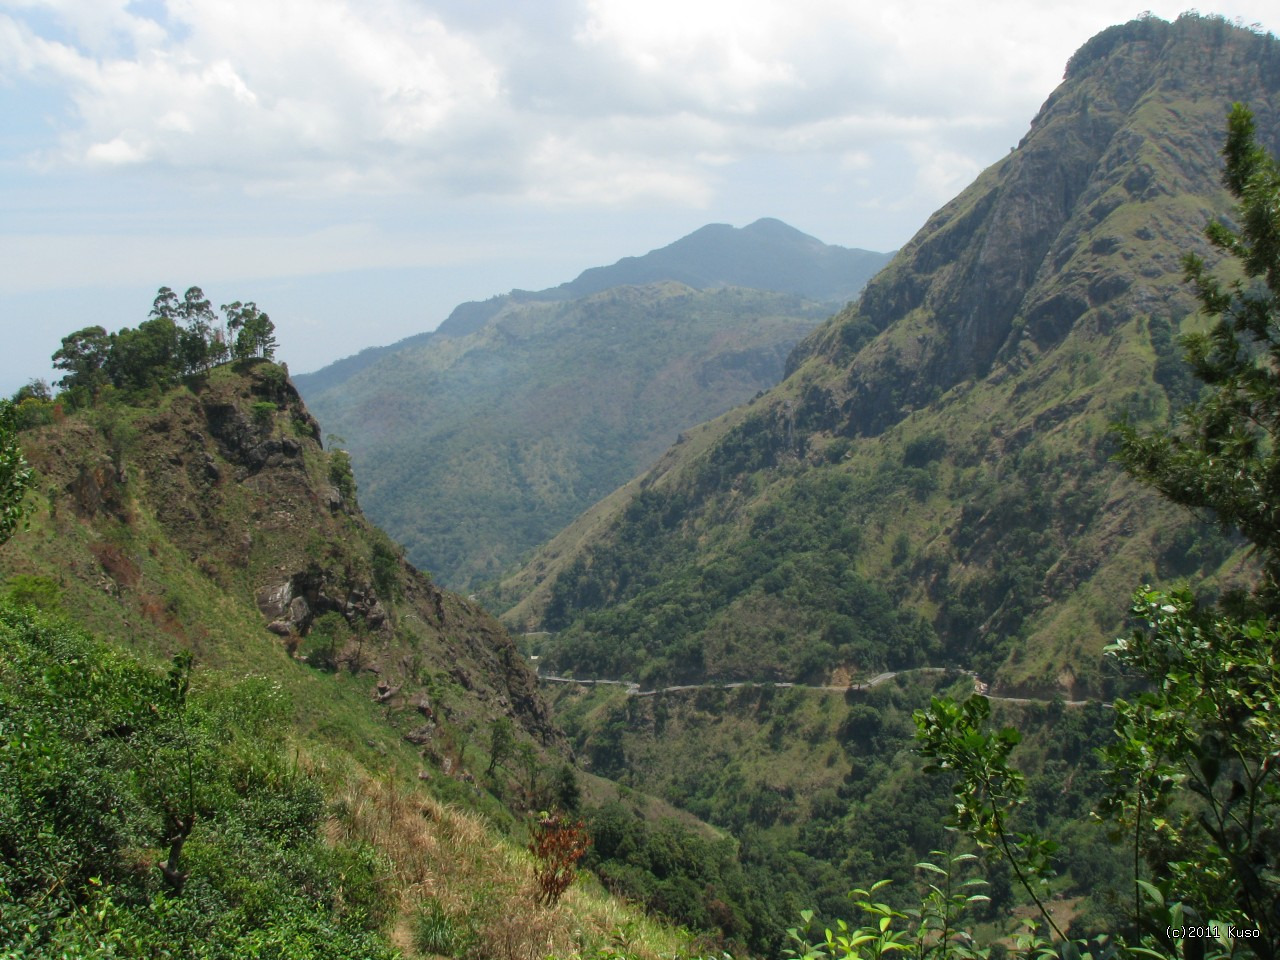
left=520, top=218, right=885, bottom=304
left=296, top=220, right=891, bottom=588
left=436, top=218, right=890, bottom=338
left=296, top=219, right=891, bottom=394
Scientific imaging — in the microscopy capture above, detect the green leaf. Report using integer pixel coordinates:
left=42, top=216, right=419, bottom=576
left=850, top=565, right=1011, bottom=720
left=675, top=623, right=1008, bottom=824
left=1135, top=879, right=1164, bottom=907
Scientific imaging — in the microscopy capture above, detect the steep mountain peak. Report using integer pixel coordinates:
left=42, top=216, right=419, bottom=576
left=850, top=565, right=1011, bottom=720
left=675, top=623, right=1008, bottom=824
left=544, top=217, right=891, bottom=302
left=787, top=12, right=1280, bottom=438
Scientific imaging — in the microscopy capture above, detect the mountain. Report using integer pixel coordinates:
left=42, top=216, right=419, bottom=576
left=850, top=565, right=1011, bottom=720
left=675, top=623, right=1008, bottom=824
left=0, top=358, right=731, bottom=957
left=296, top=220, right=891, bottom=589
left=526, top=217, right=891, bottom=307
left=294, top=219, right=891, bottom=396
left=497, top=15, right=1280, bottom=698
left=2, top=360, right=558, bottom=754
left=467, top=18, right=1280, bottom=946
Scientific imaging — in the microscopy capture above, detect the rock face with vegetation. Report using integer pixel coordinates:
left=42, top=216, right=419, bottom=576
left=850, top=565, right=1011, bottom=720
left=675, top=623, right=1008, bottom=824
left=499, top=16, right=1280, bottom=698
left=296, top=219, right=891, bottom=589
left=4, top=359, right=560, bottom=760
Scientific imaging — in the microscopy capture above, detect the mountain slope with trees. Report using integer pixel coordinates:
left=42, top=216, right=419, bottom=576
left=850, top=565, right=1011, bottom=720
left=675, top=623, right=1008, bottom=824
left=297, top=220, right=891, bottom=589
left=1, top=332, right=717, bottom=958
left=295, top=219, right=891, bottom=396
left=473, top=19, right=1280, bottom=952
left=498, top=16, right=1280, bottom=699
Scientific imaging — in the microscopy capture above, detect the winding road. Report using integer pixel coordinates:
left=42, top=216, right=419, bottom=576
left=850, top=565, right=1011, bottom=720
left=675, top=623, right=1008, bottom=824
left=534, top=666, right=1105, bottom=707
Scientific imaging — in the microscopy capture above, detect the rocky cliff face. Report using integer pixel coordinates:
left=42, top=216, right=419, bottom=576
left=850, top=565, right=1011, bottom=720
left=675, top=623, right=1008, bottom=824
left=789, top=15, right=1280, bottom=438
left=5, top=359, right=561, bottom=761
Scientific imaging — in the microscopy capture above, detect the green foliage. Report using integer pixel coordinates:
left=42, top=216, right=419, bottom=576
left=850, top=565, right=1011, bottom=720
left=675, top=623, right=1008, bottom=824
left=369, top=530, right=401, bottom=601
left=1101, top=589, right=1280, bottom=956
left=0, top=401, right=32, bottom=544
left=785, top=857, right=992, bottom=960
left=1, top=573, right=62, bottom=610
left=487, top=715, right=515, bottom=775
left=52, top=325, right=111, bottom=405
left=555, top=762, right=582, bottom=813
left=584, top=801, right=761, bottom=951
left=1146, top=316, right=1201, bottom=414
left=222, top=300, right=277, bottom=361
left=915, top=696, right=1066, bottom=942
left=542, top=468, right=939, bottom=684
left=1116, top=103, right=1280, bottom=603
left=49, top=287, right=279, bottom=409
left=298, top=610, right=349, bottom=670
left=250, top=400, right=277, bottom=430
left=329, top=448, right=357, bottom=504
left=0, top=603, right=397, bottom=958
left=412, top=898, right=475, bottom=957
left=105, top=315, right=182, bottom=392
left=10, top=380, right=55, bottom=429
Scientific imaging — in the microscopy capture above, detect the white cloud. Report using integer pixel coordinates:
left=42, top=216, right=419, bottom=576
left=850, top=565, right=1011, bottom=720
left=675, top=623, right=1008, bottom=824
left=4, top=0, right=507, bottom=189
left=2, top=0, right=1280, bottom=398
left=3, top=0, right=1276, bottom=211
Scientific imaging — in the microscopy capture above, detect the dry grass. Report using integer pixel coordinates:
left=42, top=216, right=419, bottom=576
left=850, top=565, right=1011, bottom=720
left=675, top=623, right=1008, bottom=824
left=320, top=767, right=696, bottom=960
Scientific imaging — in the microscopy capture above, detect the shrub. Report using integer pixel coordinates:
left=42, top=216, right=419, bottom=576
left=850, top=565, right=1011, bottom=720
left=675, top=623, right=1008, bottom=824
left=529, top=814, right=591, bottom=906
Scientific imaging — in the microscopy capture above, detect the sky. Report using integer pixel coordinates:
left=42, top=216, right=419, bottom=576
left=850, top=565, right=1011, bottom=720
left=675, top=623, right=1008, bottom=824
left=1, top=1, right=1276, bottom=395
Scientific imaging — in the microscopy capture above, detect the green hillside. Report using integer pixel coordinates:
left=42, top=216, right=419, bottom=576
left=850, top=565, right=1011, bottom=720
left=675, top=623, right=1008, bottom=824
left=499, top=15, right=1280, bottom=698
left=300, top=282, right=842, bottom=589
left=0, top=354, right=708, bottom=958
left=475, top=17, right=1280, bottom=948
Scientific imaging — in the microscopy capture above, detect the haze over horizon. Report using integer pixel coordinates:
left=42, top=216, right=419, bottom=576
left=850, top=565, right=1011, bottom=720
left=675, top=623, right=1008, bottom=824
left=2, top=0, right=1276, bottom=394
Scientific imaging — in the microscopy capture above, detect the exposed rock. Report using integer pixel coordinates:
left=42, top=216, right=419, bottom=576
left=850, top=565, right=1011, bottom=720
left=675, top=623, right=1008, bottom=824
left=404, top=725, right=435, bottom=745
left=67, top=459, right=128, bottom=520
left=322, top=484, right=342, bottom=512
left=256, top=580, right=293, bottom=620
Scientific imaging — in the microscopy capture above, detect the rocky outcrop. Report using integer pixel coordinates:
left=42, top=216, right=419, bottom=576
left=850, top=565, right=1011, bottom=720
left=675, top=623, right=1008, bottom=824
left=789, top=14, right=1280, bottom=440
left=11, top=357, right=567, bottom=764
left=255, top=571, right=389, bottom=638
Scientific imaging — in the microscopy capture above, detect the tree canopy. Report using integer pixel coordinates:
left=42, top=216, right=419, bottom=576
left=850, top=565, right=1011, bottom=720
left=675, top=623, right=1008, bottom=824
left=48, top=286, right=278, bottom=407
